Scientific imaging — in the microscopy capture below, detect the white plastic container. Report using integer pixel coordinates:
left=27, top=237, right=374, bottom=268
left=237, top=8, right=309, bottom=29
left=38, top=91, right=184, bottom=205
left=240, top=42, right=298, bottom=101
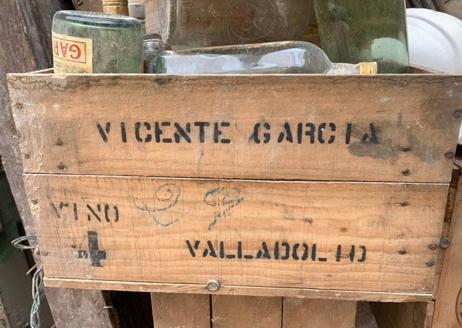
left=407, top=8, right=462, bottom=74
left=407, top=9, right=462, bottom=144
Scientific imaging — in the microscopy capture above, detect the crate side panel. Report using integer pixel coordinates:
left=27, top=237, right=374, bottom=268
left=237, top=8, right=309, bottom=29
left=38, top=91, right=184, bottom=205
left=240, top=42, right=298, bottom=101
left=26, top=174, right=446, bottom=294
left=9, top=74, right=462, bottom=182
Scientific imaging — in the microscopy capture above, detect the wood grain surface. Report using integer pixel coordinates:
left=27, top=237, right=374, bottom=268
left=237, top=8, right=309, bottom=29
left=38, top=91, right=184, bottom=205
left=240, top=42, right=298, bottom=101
left=433, top=171, right=462, bottom=328
left=26, top=174, right=446, bottom=298
left=371, top=302, right=430, bottom=328
left=151, top=293, right=210, bottom=328
left=0, top=1, right=114, bottom=327
left=212, top=295, right=281, bottom=328
left=8, top=74, right=461, bottom=183
left=282, top=298, right=357, bottom=328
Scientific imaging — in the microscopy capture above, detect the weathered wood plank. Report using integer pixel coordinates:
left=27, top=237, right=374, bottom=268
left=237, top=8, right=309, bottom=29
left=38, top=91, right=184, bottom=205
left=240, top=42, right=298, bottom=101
left=212, top=295, right=281, bottom=328
left=0, top=1, right=113, bottom=327
left=8, top=74, right=461, bottom=183
left=44, top=277, right=434, bottom=302
left=371, top=302, right=429, bottom=328
left=433, top=171, right=462, bottom=328
left=282, top=298, right=357, bottom=328
left=26, top=174, right=445, bottom=297
left=151, top=293, right=210, bottom=328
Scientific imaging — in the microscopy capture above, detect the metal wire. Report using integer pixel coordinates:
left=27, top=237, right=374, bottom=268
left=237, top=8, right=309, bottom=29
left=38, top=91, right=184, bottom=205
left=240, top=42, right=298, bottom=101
left=11, top=235, right=43, bottom=328
left=11, top=235, right=38, bottom=250
left=30, top=266, right=44, bottom=328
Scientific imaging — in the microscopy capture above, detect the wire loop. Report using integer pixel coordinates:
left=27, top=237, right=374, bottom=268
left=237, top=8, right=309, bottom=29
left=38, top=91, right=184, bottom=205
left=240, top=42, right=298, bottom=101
left=11, top=235, right=38, bottom=250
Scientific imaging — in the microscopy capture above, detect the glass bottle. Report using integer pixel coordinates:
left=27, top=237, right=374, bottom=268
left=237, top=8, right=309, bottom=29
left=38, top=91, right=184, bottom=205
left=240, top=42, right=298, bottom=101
left=102, top=0, right=129, bottom=16
left=129, top=3, right=146, bottom=34
left=313, top=0, right=409, bottom=73
left=52, top=11, right=143, bottom=73
left=153, top=0, right=318, bottom=48
left=144, top=35, right=170, bottom=73
left=151, top=41, right=377, bottom=75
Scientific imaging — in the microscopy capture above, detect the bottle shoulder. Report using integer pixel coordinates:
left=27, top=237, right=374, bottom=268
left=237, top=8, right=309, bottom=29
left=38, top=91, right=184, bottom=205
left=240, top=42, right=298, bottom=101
left=53, top=10, right=141, bottom=29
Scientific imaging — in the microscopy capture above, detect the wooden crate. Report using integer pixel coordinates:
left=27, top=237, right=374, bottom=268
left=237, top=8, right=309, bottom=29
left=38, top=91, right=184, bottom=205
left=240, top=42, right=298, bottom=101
left=6, top=72, right=462, bottom=326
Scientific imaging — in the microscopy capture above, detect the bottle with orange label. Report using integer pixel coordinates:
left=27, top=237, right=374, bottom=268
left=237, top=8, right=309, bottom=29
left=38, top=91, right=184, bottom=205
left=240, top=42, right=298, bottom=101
left=52, top=9, right=143, bottom=73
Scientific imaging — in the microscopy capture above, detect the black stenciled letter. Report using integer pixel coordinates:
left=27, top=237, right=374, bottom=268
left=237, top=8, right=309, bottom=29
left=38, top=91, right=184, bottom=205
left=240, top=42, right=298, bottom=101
left=194, top=122, right=210, bottom=143
left=280, top=242, right=290, bottom=260
left=203, top=240, right=217, bottom=258
left=96, top=122, right=111, bottom=142
left=358, top=246, right=367, bottom=262
left=278, top=122, right=294, bottom=143
left=185, top=240, right=200, bottom=257
left=104, top=205, right=119, bottom=223
left=51, top=202, right=69, bottom=219
left=135, top=122, right=152, bottom=142
left=161, top=122, right=173, bottom=143
left=251, top=122, right=271, bottom=144
left=174, top=122, right=192, bottom=143
left=87, top=204, right=102, bottom=222
left=319, top=123, right=336, bottom=144
left=256, top=242, right=271, bottom=259
left=214, top=122, right=231, bottom=144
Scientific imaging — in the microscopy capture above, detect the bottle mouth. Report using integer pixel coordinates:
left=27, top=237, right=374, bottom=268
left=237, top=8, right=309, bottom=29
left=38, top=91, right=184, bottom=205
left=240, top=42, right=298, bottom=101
left=54, top=10, right=140, bottom=28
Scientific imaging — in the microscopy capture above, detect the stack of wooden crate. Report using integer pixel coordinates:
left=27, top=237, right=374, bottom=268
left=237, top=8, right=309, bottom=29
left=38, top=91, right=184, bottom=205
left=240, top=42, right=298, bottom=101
left=6, top=70, right=462, bottom=327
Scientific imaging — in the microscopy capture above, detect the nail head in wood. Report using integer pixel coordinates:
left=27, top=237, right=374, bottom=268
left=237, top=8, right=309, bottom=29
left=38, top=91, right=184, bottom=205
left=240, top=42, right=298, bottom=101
left=425, top=260, right=435, bottom=267
left=206, top=279, right=220, bottom=292
left=439, top=237, right=451, bottom=249
left=445, top=152, right=455, bottom=159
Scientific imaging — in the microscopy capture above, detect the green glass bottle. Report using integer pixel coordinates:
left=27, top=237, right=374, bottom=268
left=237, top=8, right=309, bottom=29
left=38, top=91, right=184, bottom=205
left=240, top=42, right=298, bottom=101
left=152, top=41, right=377, bottom=75
left=154, top=0, right=318, bottom=48
left=313, top=0, right=409, bottom=73
left=52, top=11, right=143, bottom=73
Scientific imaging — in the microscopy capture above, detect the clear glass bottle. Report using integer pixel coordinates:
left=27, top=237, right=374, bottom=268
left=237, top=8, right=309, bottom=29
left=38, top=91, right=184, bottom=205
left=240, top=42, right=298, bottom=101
left=144, top=35, right=170, bottom=73
left=152, top=41, right=377, bottom=75
left=52, top=11, right=143, bottom=73
left=153, top=0, right=318, bottom=48
left=313, top=0, right=409, bottom=73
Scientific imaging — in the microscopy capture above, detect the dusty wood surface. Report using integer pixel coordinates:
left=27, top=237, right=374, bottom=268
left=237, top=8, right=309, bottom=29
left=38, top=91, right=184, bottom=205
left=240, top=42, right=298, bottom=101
left=371, top=302, right=429, bottom=328
left=282, top=298, right=357, bottom=328
left=0, top=1, right=115, bottom=327
left=145, top=0, right=165, bottom=36
left=25, top=174, right=445, bottom=298
left=72, top=0, right=103, bottom=11
left=44, top=288, right=115, bottom=328
left=8, top=74, right=461, bottom=183
left=151, top=293, right=210, bottom=328
left=433, top=0, right=462, bottom=19
left=212, top=295, right=281, bottom=328
left=433, top=170, right=462, bottom=328
left=0, top=167, right=43, bottom=327
left=44, top=277, right=434, bottom=302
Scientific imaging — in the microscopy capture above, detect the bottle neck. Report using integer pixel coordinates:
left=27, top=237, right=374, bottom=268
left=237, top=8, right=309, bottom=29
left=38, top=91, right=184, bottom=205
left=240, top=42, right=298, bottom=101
left=102, top=0, right=129, bottom=15
left=328, top=62, right=377, bottom=75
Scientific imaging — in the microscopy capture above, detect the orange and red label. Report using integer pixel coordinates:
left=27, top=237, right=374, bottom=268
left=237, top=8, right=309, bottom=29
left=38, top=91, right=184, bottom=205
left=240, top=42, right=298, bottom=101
left=52, top=32, right=93, bottom=73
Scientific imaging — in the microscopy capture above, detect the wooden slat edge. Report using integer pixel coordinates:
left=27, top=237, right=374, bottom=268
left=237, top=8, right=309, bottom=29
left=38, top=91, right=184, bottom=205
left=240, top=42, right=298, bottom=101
left=22, top=172, right=452, bottom=186
left=44, top=277, right=433, bottom=303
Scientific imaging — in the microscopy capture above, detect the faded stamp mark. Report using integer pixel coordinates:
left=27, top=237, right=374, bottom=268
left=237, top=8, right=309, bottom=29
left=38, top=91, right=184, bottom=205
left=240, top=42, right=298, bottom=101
left=205, top=187, right=244, bottom=230
left=135, top=184, right=181, bottom=227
